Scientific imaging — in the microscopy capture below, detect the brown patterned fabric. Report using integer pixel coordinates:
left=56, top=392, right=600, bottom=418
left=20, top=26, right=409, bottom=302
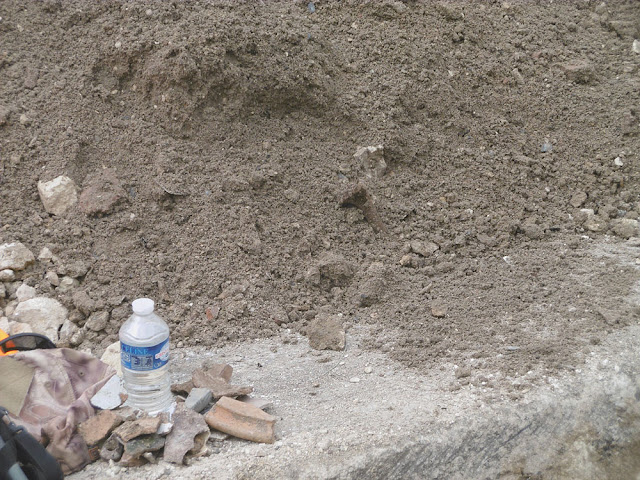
left=5, top=348, right=114, bottom=474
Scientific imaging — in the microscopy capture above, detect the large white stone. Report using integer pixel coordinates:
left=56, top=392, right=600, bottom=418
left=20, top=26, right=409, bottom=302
left=100, top=341, right=122, bottom=376
left=0, top=243, right=35, bottom=271
left=16, top=284, right=36, bottom=303
left=37, top=175, right=78, bottom=215
left=12, top=297, right=67, bottom=342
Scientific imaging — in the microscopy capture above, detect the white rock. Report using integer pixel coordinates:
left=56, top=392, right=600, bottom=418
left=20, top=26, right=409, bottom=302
left=0, top=269, right=15, bottom=282
left=85, top=311, right=109, bottom=332
left=0, top=243, right=35, bottom=271
left=0, top=283, right=5, bottom=299
left=354, top=145, right=386, bottom=179
left=38, top=247, right=54, bottom=262
left=4, top=301, right=18, bottom=317
left=91, top=375, right=125, bottom=410
left=13, top=297, right=67, bottom=341
left=633, top=39, right=640, bottom=54
left=45, top=271, right=60, bottom=286
left=611, top=218, right=639, bottom=239
left=16, top=284, right=36, bottom=303
left=158, top=423, right=173, bottom=436
left=614, top=156, right=624, bottom=167
left=37, top=176, right=78, bottom=215
left=100, top=341, right=122, bottom=376
left=58, top=320, right=81, bottom=347
left=364, top=366, right=373, bottom=374
left=56, top=276, right=78, bottom=293
left=0, top=317, right=9, bottom=332
left=349, top=377, right=361, bottom=383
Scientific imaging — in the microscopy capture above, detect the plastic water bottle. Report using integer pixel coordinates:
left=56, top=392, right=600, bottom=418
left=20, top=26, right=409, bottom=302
left=119, top=298, right=173, bottom=415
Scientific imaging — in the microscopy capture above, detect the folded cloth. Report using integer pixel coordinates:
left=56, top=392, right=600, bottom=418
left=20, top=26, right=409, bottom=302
left=4, top=348, right=114, bottom=474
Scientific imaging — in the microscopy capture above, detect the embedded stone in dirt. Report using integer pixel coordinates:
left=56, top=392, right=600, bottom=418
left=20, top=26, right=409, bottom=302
left=559, top=60, right=596, bottom=84
left=611, top=219, right=639, bottom=239
left=78, top=409, right=124, bottom=447
left=307, top=314, right=346, bottom=351
left=85, top=311, right=110, bottom=332
left=431, top=303, right=447, bottom=318
left=308, top=253, right=356, bottom=288
left=37, top=175, right=78, bottom=215
left=570, top=191, right=588, bottom=208
left=409, top=240, right=439, bottom=257
left=205, top=396, right=276, bottom=444
left=356, top=262, right=387, bottom=307
left=163, top=403, right=210, bottom=464
left=12, top=297, right=67, bottom=341
left=0, top=243, right=35, bottom=271
left=78, top=169, right=127, bottom=216
left=354, top=145, right=387, bottom=179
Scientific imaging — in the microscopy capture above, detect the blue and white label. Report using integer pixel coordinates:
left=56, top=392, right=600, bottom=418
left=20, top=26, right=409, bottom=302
left=121, top=339, right=169, bottom=371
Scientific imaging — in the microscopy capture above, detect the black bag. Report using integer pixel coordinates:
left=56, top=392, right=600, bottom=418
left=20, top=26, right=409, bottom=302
left=0, top=408, right=63, bottom=480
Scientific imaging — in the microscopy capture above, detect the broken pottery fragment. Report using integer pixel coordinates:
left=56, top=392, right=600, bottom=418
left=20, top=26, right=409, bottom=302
left=192, top=365, right=253, bottom=399
left=100, top=433, right=123, bottom=462
left=163, top=403, right=210, bottom=464
left=205, top=396, right=276, bottom=444
left=124, top=434, right=165, bottom=458
left=78, top=410, right=123, bottom=446
left=113, top=416, right=161, bottom=443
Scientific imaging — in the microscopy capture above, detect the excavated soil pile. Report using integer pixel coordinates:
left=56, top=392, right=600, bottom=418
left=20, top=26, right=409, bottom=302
left=1, top=1, right=640, bottom=392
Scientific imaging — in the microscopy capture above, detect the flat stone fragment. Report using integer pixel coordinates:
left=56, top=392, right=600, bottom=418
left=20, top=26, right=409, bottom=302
left=185, top=387, right=213, bottom=413
left=37, top=175, right=78, bottom=215
left=114, top=416, right=161, bottom=443
left=78, top=409, right=124, bottom=446
left=192, top=367, right=253, bottom=399
left=90, top=375, right=125, bottom=410
left=205, top=396, right=276, bottom=444
left=0, top=243, right=35, bottom=271
left=163, top=404, right=210, bottom=464
left=124, top=434, right=165, bottom=458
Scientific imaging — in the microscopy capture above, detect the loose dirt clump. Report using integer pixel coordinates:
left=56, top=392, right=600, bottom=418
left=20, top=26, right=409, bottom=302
left=1, top=1, right=640, bottom=386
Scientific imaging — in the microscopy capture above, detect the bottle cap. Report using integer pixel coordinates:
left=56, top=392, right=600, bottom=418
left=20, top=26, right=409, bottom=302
left=132, top=298, right=155, bottom=315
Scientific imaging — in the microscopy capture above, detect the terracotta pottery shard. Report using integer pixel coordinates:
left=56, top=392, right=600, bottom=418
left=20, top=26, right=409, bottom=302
left=205, top=396, right=276, bottom=444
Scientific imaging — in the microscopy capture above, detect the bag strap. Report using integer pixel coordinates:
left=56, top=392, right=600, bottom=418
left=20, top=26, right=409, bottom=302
left=0, top=409, right=62, bottom=480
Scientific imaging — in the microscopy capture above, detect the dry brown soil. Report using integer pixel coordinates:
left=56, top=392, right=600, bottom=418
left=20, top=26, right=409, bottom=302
left=1, top=0, right=640, bottom=393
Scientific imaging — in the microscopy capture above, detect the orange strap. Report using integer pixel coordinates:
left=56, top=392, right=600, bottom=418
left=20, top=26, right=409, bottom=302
left=0, top=328, right=17, bottom=355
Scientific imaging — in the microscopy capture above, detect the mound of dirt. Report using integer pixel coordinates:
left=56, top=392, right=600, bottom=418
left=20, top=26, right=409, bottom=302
left=1, top=0, right=639, bottom=382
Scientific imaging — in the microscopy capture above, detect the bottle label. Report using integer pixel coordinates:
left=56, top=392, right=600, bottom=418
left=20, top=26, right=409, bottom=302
left=120, top=339, right=169, bottom=371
